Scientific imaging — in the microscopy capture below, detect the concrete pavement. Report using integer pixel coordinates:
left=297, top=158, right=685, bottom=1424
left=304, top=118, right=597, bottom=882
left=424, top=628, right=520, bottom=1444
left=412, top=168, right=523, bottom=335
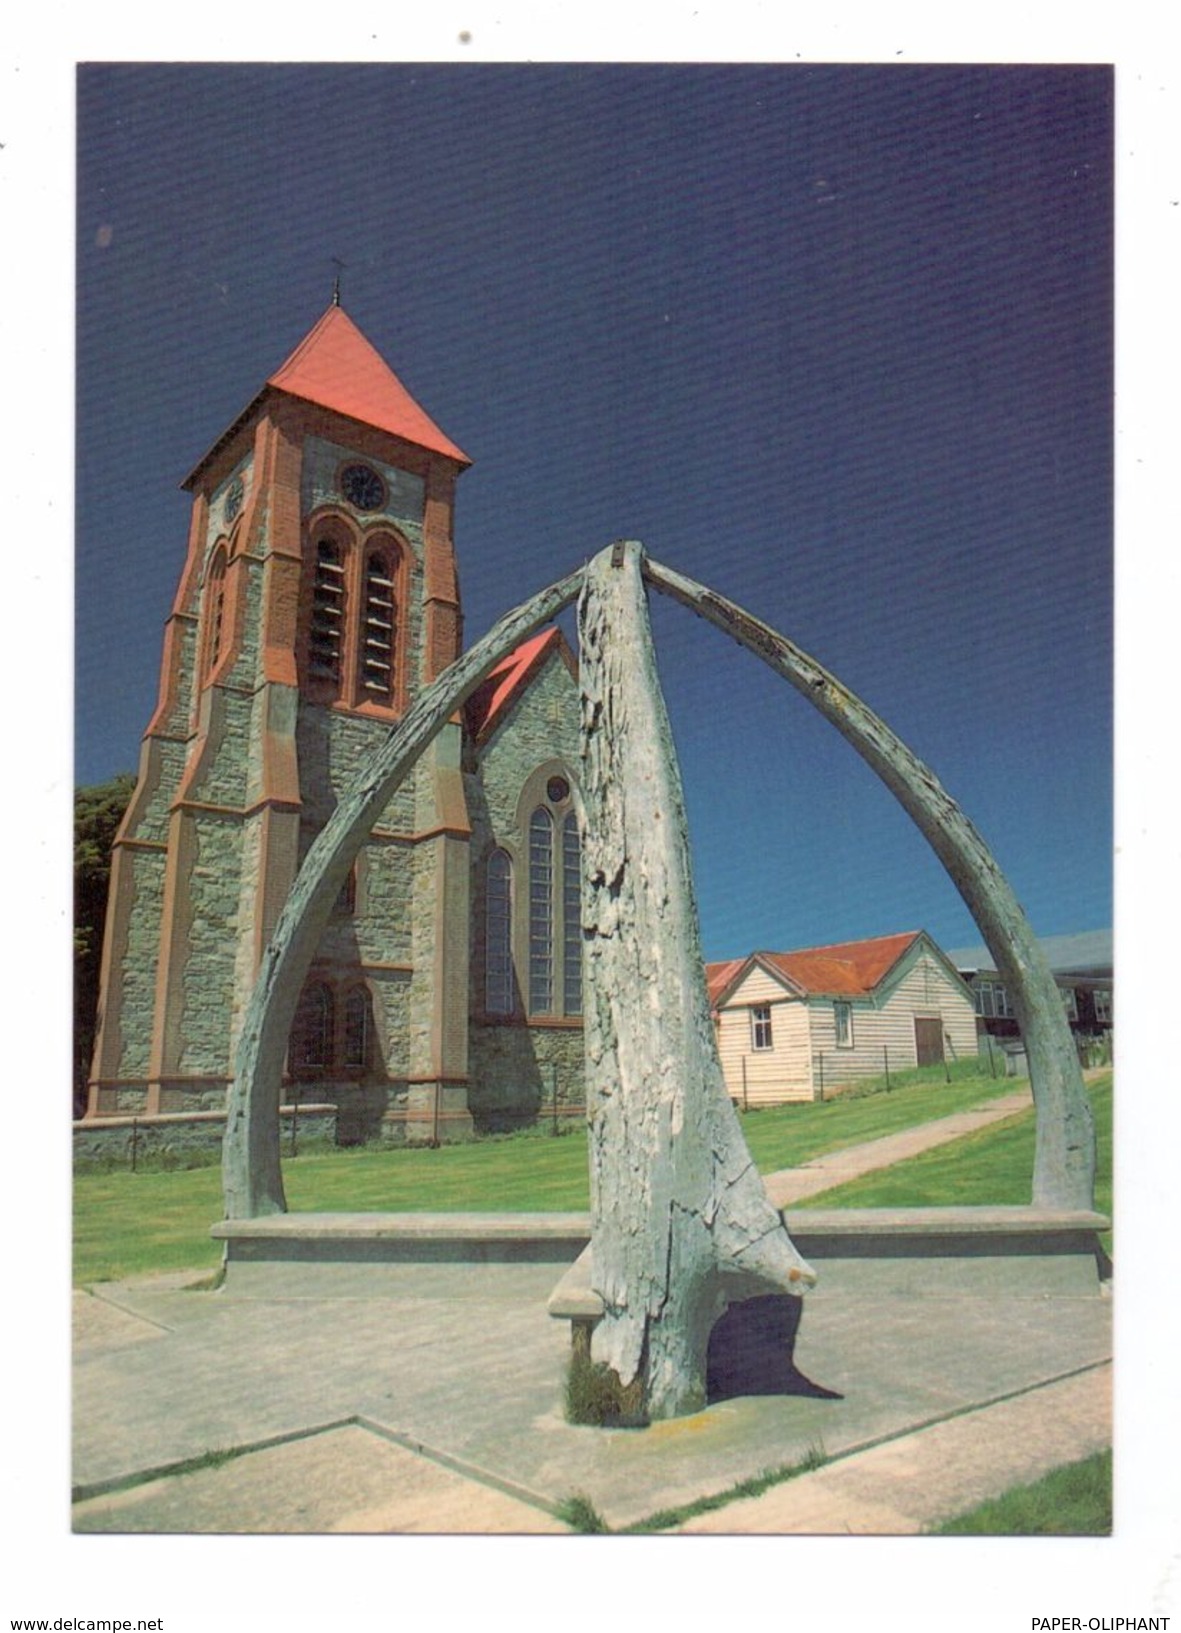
left=679, top=1365, right=1111, bottom=1533
left=72, top=1083, right=1111, bottom=1535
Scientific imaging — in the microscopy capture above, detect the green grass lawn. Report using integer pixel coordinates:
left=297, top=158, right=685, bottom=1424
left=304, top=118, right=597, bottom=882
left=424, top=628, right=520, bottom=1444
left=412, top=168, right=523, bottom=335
left=73, top=1166, right=228, bottom=1284
left=737, top=1058, right=1019, bottom=1176
left=70, top=1060, right=1077, bottom=1285
left=932, top=1448, right=1112, bottom=1535
left=797, top=1074, right=1112, bottom=1230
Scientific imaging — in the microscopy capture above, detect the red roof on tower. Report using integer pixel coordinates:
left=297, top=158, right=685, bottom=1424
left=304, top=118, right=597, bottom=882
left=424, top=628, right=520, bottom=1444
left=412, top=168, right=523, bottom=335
left=183, top=304, right=470, bottom=487
left=267, top=306, right=470, bottom=464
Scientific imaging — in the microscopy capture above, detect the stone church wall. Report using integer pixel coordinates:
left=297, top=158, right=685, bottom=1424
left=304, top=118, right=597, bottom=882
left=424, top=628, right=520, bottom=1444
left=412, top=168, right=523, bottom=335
left=476, top=654, right=582, bottom=833
left=178, top=814, right=245, bottom=1078
left=468, top=1023, right=584, bottom=1131
left=113, top=851, right=167, bottom=1084
left=465, top=648, right=586, bottom=1126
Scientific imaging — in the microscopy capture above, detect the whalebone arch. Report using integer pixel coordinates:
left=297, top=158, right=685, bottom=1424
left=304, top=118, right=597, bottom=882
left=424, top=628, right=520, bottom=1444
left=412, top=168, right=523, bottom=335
left=222, top=543, right=1094, bottom=1222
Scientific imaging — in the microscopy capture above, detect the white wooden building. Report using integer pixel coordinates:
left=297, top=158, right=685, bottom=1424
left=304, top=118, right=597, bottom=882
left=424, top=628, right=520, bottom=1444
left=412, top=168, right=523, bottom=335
left=707, top=931, right=978, bottom=1106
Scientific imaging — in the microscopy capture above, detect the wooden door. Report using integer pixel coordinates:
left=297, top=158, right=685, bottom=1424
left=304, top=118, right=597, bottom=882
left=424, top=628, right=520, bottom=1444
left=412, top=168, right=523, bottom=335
left=914, top=1017, right=944, bottom=1067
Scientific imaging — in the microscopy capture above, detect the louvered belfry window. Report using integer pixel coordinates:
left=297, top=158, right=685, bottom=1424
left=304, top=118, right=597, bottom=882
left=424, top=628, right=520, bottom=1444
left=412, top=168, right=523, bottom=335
left=359, top=548, right=396, bottom=700
left=202, top=545, right=228, bottom=681
left=309, top=538, right=345, bottom=686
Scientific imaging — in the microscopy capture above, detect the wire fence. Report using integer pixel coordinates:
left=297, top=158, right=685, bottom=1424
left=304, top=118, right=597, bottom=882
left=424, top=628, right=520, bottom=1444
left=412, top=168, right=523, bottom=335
left=74, top=1092, right=592, bottom=1171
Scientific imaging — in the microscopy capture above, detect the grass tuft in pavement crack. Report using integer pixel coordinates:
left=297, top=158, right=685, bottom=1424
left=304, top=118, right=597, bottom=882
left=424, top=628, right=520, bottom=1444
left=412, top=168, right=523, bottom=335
left=556, top=1493, right=610, bottom=1533
left=183, top=1264, right=226, bottom=1292
left=626, top=1443, right=827, bottom=1532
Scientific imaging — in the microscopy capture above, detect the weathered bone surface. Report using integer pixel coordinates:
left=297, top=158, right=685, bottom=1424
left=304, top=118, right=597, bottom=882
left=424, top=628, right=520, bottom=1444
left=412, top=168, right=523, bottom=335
left=643, top=556, right=1095, bottom=1211
left=579, top=542, right=817, bottom=1421
left=222, top=566, right=586, bottom=1219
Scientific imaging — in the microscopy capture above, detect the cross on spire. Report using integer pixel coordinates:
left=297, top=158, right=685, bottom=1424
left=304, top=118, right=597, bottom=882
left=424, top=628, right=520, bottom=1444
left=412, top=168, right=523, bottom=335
left=330, top=256, right=347, bottom=307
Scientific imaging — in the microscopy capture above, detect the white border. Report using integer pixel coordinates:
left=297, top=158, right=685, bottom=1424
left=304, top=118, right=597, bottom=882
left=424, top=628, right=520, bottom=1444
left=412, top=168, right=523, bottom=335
left=6, top=7, right=1177, bottom=1630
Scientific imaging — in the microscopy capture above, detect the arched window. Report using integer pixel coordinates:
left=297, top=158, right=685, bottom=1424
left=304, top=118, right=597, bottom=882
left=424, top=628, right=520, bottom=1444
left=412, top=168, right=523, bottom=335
left=343, top=987, right=371, bottom=1070
left=289, top=977, right=377, bottom=1077
left=302, top=515, right=409, bottom=712
left=528, top=808, right=555, bottom=1014
left=485, top=848, right=514, bottom=1015
left=507, top=771, right=583, bottom=1021
left=294, top=982, right=333, bottom=1070
left=309, top=537, right=346, bottom=688
left=201, top=544, right=228, bottom=682
left=334, top=864, right=357, bottom=917
left=562, top=812, right=582, bottom=1016
left=358, top=545, right=398, bottom=702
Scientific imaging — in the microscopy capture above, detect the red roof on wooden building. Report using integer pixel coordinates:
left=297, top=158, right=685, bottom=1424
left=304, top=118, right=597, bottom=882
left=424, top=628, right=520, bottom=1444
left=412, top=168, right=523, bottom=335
left=763, top=931, right=921, bottom=996
left=705, top=958, right=747, bottom=1007
left=707, top=931, right=923, bottom=1006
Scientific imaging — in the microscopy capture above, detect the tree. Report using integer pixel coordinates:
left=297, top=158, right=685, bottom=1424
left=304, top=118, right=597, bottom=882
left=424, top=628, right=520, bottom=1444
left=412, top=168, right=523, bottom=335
left=74, top=773, right=135, bottom=1116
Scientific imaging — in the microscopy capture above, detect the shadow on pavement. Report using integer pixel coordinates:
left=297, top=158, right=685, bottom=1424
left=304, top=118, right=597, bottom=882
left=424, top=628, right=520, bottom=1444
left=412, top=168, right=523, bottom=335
left=707, top=1294, right=843, bottom=1404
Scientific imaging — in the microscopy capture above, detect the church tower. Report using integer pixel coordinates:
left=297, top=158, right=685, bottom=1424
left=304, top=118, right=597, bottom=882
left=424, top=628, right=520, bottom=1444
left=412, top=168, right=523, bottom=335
left=87, top=304, right=479, bottom=1139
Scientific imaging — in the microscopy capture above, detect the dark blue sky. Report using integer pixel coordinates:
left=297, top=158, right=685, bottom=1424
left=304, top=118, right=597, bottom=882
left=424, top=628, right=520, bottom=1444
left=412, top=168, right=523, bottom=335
left=76, top=63, right=1113, bottom=959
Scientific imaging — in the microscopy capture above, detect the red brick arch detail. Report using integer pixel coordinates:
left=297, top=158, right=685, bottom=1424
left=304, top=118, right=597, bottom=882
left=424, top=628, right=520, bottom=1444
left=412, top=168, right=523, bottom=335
left=297, top=508, right=415, bottom=720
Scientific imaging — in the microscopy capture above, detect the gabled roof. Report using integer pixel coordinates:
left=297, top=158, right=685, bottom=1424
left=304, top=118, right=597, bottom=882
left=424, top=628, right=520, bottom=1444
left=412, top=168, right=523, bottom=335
left=763, top=931, right=921, bottom=997
left=184, top=304, right=469, bottom=487
left=465, top=627, right=576, bottom=744
left=707, top=931, right=924, bottom=1008
left=705, top=958, right=746, bottom=1008
left=267, top=305, right=470, bottom=463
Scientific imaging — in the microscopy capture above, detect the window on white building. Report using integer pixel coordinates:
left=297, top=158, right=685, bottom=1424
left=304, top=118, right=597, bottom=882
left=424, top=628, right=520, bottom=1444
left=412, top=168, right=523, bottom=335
left=750, top=1005, right=773, bottom=1051
left=834, top=1001, right=853, bottom=1048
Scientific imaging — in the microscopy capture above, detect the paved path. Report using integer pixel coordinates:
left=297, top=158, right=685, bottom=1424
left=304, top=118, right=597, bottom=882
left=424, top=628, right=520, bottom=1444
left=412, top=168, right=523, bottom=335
left=763, top=1087, right=1033, bottom=1205
left=72, top=1081, right=1111, bottom=1535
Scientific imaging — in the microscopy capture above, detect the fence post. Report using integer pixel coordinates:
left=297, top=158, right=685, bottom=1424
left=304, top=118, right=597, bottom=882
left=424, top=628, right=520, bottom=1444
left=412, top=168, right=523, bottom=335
left=817, top=1052, right=824, bottom=1102
left=130, top=1116, right=138, bottom=1173
left=289, top=1089, right=299, bottom=1158
left=741, top=1056, right=749, bottom=1113
left=884, top=1045, right=890, bottom=1092
left=552, top=1061, right=559, bottom=1135
left=986, top=1034, right=996, bottom=1078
